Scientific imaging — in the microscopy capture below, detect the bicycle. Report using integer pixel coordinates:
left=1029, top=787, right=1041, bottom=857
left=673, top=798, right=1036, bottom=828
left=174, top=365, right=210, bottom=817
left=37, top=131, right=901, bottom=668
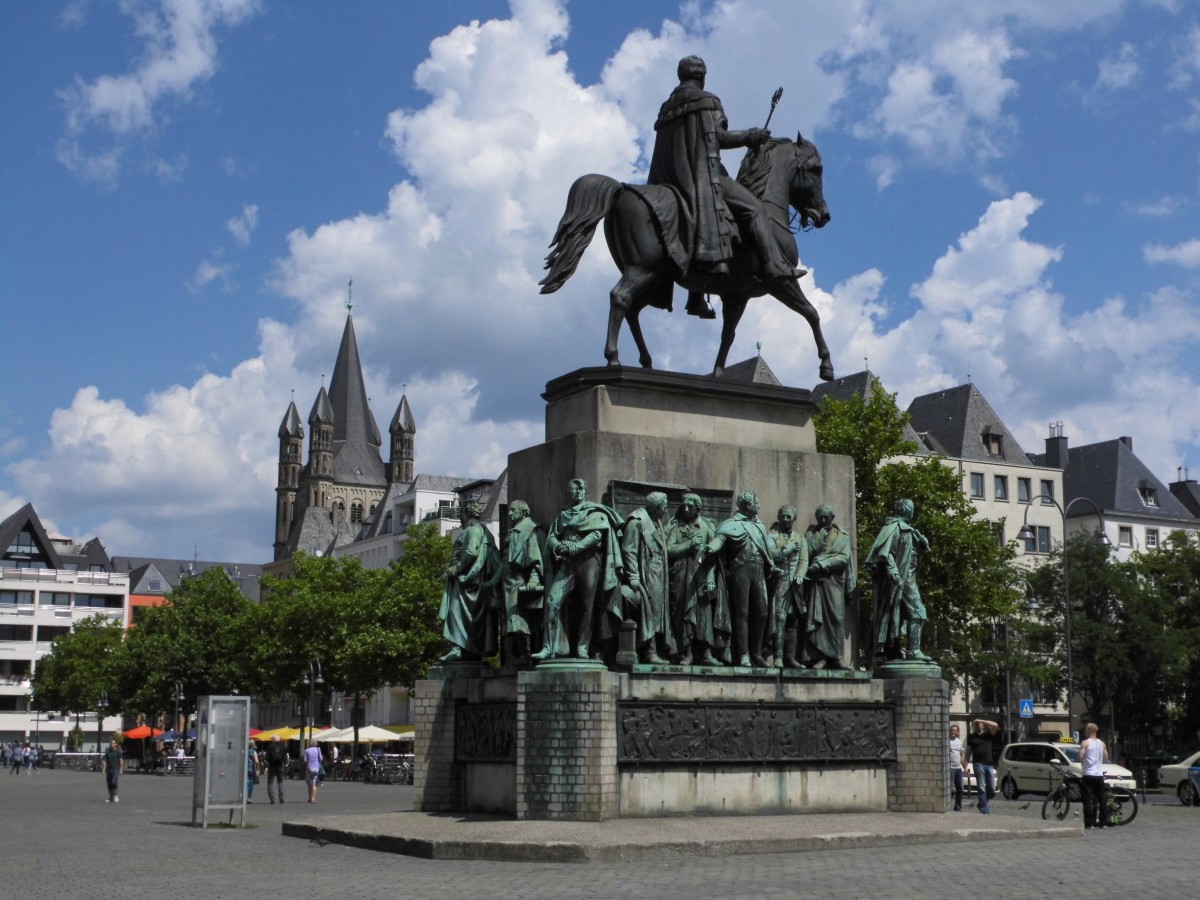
left=1042, top=760, right=1137, bottom=825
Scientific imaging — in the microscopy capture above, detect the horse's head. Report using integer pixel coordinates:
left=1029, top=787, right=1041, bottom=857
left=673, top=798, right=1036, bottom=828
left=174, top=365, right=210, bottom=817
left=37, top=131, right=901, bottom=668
left=789, top=132, right=830, bottom=230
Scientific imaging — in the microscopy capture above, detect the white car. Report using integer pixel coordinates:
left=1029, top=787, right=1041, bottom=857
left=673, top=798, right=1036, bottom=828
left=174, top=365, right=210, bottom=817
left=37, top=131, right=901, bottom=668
left=997, top=742, right=1136, bottom=799
left=1156, top=750, right=1200, bottom=806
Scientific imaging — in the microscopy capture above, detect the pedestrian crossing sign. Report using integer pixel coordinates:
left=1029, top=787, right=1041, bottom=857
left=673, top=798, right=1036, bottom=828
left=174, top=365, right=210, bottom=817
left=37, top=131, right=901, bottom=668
left=1019, top=699, right=1034, bottom=718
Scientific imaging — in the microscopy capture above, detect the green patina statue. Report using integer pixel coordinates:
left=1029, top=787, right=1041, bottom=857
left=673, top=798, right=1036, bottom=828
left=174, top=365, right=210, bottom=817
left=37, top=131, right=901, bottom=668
left=665, top=493, right=724, bottom=666
left=866, top=499, right=931, bottom=662
left=768, top=504, right=808, bottom=668
left=802, top=503, right=856, bottom=669
left=438, top=500, right=499, bottom=662
left=622, top=491, right=674, bottom=664
left=533, top=478, right=624, bottom=662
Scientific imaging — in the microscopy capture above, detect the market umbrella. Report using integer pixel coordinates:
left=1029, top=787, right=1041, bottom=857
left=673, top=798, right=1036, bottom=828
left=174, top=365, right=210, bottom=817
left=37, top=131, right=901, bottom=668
left=123, top=726, right=164, bottom=740
left=249, top=728, right=264, bottom=737
left=352, top=725, right=407, bottom=743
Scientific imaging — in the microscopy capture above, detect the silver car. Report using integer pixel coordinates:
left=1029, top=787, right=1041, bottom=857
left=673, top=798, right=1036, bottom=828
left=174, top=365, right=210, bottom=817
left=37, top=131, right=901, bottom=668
left=997, top=741, right=1136, bottom=800
left=1156, top=750, right=1200, bottom=806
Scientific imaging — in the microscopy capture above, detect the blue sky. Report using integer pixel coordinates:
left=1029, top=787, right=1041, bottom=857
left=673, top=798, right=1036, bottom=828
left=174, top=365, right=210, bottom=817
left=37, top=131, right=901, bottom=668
left=3, top=0, right=1199, bottom=561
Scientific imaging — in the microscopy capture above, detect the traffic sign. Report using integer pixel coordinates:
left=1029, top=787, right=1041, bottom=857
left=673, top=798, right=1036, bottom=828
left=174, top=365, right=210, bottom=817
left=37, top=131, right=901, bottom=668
left=1019, top=699, right=1035, bottom=718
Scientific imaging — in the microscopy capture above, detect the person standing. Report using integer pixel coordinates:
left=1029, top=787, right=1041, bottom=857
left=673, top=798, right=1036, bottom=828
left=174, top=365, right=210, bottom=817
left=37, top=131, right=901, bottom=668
left=264, top=735, right=287, bottom=804
left=967, top=718, right=999, bottom=814
left=303, top=739, right=323, bottom=804
left=1080, top=722, right=1109, bottom=829
left=704, top=491, right=776, bottom=667
left=949, top=724, right=967, bottom=811
left=622, top=491, right=673, bottom=664
left=245, top=740, right=259, bottom=802
left=801, top=504, right=856, bottom=669
left=101, top=738, right=123, bottom=803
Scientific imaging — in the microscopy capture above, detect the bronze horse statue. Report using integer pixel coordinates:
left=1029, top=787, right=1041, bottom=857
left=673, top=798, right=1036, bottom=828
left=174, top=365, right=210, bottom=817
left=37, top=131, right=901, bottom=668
left=539, top=134, right=833, bottom=381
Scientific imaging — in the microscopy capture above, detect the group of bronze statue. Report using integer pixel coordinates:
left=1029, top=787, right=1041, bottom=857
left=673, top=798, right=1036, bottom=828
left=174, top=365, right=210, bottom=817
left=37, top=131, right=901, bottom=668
left=439, top=480, right=933, bottom=670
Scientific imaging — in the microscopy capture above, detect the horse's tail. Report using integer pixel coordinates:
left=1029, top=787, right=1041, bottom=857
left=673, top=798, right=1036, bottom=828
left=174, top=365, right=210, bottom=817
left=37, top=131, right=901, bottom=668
left=539, top=174, right=621, bottom=294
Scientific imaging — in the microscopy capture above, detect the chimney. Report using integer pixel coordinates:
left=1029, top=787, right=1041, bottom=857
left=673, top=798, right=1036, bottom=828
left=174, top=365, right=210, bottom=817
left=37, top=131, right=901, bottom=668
left=1044, top=421, right=1068, bottom=469
left=1119, top=436, right=1133, bottom=450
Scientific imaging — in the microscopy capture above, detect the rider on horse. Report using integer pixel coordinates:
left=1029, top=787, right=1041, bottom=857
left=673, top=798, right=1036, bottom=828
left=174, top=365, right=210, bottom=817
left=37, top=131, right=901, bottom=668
left=648, top=56, right=806, bottom=316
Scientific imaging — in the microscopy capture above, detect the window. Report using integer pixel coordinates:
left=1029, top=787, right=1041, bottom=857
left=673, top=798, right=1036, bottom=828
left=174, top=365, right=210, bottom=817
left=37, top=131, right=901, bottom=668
left=1138, top=482, right=1159, bottom=507
left=989, top=521, right=1005, bottom=547
left=970, top=472, right=985, bottom=498
left=1118, top=526, right=1133, bottom=547
left=36, top=625, right=70, bottom=642
left=1145, top=529, right=1159, bottom=549
left=1040, top=480, right=1055, bottom=505
left=994, top=475, right=1009, bottom=501
left=1024, top=526, right=1051, bottom=554
left=38, top=592, right=70, bottom=607
left=350, top=501, right=364, bottom=524
left=0, top=590, right=33, bottom=606
left=983, top=432, right=1003, bottom=457
left=0, top=624, right=34, bottom=641
left=1018, top=478, right=1031, bottom=503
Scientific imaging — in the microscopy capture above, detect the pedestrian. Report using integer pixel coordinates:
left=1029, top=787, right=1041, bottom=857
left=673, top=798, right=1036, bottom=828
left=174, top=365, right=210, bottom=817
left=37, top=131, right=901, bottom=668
left=1080, top=722, right=1109, bottom=829
left=303, top=739, right=323, bottom=804
left=101, top=738, right=123, bottom=802
left=9, top=742, right=21, bottom=774
left=949, top=723, right=967, bottom=811
left=29, top=745, right=38, bottom=773
left=264, top=735, right=287, bottom=804
left=246, top=740, right=260, bottom=802
left=22, top=742, right=32, bottom=772
left=968, top=718, right=1000, bottom=814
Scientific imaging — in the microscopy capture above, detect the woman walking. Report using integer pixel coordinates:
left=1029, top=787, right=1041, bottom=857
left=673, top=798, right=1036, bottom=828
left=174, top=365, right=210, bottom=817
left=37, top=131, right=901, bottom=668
left=303, top=739, right=323, bottom=803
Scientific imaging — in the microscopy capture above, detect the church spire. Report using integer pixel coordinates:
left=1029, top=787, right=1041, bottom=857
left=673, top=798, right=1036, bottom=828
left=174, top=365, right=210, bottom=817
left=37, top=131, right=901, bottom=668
left=328, top=313, right=380, bottom=450
left=388, top=390, right=416, bottom=484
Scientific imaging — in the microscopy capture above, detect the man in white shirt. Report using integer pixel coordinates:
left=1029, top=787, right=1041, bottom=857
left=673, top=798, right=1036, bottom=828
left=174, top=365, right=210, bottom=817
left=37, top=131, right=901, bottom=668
left=1080, top=722, right=1109, bottom=829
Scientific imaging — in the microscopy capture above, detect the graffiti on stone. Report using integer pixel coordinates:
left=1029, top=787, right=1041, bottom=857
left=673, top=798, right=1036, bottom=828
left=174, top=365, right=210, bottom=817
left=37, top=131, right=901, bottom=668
left=455, top=703, right=517, bottom=762
left=616, top=702, right=895, bottom=765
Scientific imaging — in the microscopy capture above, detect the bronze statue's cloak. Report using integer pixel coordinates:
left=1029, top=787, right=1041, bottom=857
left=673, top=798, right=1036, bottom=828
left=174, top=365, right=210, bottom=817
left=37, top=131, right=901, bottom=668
left=543, top=501, right=624, bottom=656
left=439, top=522, right=499, bottom=656
left=802, top=524, right=855, bottom=662
left=865, top=516, right=925, bottom=650
left=648, top=82, right=737, bottom=273
left=502, top=516, right=546, bottom=636
left=622, top=506, right=674, bottom=656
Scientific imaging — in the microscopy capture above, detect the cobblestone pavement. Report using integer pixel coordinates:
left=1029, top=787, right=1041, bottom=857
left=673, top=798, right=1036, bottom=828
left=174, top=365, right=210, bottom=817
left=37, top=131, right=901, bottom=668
left=3, top=768, right=1196, bottom=899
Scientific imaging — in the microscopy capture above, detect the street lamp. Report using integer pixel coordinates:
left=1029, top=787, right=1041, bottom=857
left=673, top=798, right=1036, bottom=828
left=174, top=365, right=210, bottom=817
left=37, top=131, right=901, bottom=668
left=173, top=681, right=184, bottom=735
left=301, top=660, right=323, bottom=745
left=1017, top=495, right=1111, bottom=742
left=96, top=690, right=108, bottom=755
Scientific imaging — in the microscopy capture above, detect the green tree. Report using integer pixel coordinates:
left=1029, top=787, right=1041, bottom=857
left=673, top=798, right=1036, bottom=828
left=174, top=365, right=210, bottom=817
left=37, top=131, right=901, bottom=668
left=813, top=381, right=1020, bottom=688
left=117, top=567, right=256, bottom=721
left=31, top=615, right=125, bottom=729
left=252, top=523, right=450, bottom=748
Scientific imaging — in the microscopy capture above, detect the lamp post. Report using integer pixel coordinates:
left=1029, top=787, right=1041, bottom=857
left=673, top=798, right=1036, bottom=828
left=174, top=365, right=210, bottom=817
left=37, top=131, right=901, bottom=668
left=173, top=681, right=184, bottom=736
left=96, top=690, right=108, bottom=755
left=1017, top=495, right=1110, bottom=743
left=301, top=660, right=323, bottom=745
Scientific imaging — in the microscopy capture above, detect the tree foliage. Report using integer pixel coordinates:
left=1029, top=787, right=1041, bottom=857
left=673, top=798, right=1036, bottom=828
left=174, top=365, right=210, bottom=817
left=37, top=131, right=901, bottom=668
left=31, top=614, right=125, bottom=716
left=813, top=380, right=1019, bottom=686
left=117, top=567, right=256, bottom=718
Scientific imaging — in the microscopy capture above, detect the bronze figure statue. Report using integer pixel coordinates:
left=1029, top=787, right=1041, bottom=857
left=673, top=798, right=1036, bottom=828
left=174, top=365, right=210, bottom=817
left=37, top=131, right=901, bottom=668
left=438, top=500, right=499, bottom=662
left=866, top=499, right=931, bottom=662
left=801, top=504, right=855, bottom=669
left=540, top=56, right=834, bottom=382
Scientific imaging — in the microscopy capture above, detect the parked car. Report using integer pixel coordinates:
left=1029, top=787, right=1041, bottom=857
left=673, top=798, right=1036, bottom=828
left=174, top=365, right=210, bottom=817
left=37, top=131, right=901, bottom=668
left=1156, top=750, right=1200, bottom=806
left=997, top=742, right=1136, bottom=800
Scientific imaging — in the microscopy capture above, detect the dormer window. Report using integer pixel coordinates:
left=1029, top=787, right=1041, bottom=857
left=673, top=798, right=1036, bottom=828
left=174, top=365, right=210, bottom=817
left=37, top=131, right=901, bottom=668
left=982, top=431, right=1003, bottom=457
left=1138, top=481, right=1159, bottom=507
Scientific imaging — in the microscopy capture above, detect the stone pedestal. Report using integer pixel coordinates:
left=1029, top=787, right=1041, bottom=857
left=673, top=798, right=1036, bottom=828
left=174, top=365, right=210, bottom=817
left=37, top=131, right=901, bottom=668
left=882, top=677, right=949, bottom=813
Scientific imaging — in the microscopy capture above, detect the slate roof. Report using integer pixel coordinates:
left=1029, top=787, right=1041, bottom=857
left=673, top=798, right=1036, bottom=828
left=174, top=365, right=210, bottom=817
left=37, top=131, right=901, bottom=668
left=0, top=503, right=65, bottom=568
left=1031, top=437, right=1196, bottom=523
left=907, top=383, right=1028, bottom=463
left=1170, top=480, right=1200, bottom=518
left=111, top=555, right=265, bottom=601
left=125, top=562, right=169, bottom=596
left=390, top=394, right=416, bottom=434
left=327, top=315, right=386, bottom=486
left=480, top=468, right=509, bottom=524
left=278, top=401, right=303, bottom=438
left=722, top=355, right=782, bottom=386
left=810, top=370, right=927, bottom=453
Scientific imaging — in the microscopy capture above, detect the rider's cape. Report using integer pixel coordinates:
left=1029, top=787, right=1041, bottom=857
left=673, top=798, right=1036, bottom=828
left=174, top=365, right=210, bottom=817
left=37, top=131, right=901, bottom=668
left=646, top=82, right=738, bottom=276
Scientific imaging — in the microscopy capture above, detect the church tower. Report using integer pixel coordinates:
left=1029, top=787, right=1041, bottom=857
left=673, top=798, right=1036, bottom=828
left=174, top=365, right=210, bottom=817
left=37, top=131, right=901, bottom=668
left=389, top=393, right=416, bottom=484
left=273, top=399, right=303, bottom=561
left=307, top=385, right=335, bottom=510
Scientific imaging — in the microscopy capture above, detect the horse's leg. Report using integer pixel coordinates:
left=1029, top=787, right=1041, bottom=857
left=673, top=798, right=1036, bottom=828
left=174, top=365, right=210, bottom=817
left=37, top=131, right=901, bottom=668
left=712, top=294, right=749, bottom=378
left=606, top=267, right=658, bottom=367
left=769, top=280, right=835, bottom=381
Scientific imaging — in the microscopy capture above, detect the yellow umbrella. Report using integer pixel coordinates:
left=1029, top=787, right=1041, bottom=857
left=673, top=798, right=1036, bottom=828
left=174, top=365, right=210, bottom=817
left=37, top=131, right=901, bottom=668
left=253, top=727, right=292, bottom=741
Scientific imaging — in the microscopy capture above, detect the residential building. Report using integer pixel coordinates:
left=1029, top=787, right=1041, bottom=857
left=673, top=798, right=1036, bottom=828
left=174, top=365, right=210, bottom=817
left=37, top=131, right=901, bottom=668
left=0, top=503, right=124, bottom=748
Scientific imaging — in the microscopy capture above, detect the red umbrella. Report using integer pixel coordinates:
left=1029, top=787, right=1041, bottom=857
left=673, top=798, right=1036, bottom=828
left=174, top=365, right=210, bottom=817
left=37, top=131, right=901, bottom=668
left=123, top=726, right=164, bottom=739
left=249, top=728, right=264, bottom=737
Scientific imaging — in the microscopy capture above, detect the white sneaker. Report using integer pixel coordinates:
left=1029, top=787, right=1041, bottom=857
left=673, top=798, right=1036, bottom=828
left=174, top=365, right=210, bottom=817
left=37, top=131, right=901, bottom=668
left=113, top=796, right=119, bottom=803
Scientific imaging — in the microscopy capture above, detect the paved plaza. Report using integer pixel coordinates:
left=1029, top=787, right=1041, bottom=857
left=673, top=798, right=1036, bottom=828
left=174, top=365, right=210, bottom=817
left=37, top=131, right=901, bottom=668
left=2, top=767, right=1195, bottom=899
